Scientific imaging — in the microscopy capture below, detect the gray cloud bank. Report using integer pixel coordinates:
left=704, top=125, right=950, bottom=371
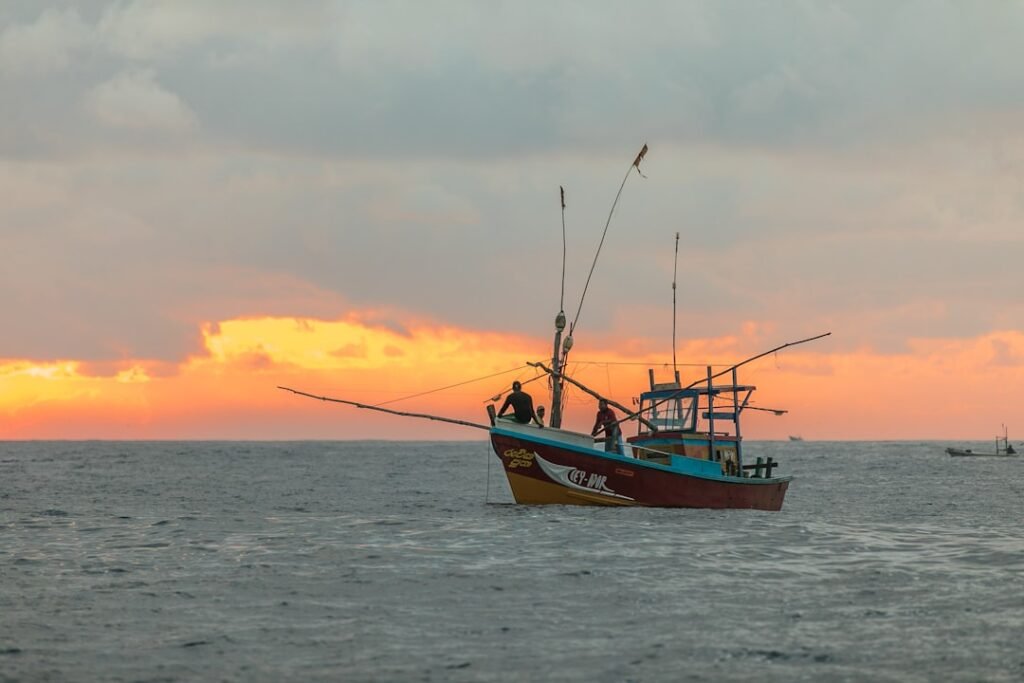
left=2, top=1, right=1024, bottom=363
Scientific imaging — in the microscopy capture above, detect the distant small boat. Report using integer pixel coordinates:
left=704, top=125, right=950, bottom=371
left=788, top=435, right=803, bottom=442
left=946, top=446, right=1017, bottom=457
left=947, top=426, right=1018, bottom=457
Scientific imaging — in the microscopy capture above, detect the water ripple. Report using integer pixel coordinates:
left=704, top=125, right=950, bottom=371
left=0, top=440, right=1021, bottom=682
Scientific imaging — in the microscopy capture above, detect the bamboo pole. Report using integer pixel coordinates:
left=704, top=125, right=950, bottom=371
left=277, top=386, right=491, bottom=431
left=620, top=332, right=831, bottom=426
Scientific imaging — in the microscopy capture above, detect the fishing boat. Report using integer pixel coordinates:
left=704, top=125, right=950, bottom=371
left=481, top=145, right=829, bottom=510
left=487, top=370, right=792, bottom=510
left=280, top=144, right=826, bottom=510
left=788, top=435, right=804, bottom=442
left=946, top=426, right=1018, bottom=457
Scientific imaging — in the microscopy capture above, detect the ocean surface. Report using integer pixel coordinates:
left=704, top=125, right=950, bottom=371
left=1, top=440, right=1022, bottom=682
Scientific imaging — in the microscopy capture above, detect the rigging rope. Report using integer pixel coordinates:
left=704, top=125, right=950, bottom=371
left=563, top=144, right=648, bottom=384
left=560, top=185, right=567, bottom=314
left=485, top=365, right=547, bottom=403
left=484, top=439, right=492, bottom=504
left=569, top=146, right=647, bottom=338
left=373, top=364, right=528, bottom=407
left=559, top=359, right=730, bottom=367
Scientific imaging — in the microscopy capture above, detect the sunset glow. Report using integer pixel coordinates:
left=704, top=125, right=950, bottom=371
left=3, top=312, right=1023, bottom=440
left=3, top=3, right=1023, bottom=440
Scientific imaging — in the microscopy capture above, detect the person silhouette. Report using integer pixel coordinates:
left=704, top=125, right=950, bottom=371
left=591, top=399, right=620, bottom=452
left=498, top=381, right=541, bottom=426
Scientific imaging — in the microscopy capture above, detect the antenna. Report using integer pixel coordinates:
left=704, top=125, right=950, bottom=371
left=672, top=231, right=680, bottom=375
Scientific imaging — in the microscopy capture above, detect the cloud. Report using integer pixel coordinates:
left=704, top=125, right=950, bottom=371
left=2, top=1, right=1024, bottom=386
left=331, top=342, right=367, bottom=359
left=0, top=7, right=90, bottom=76
left=96, top=1, right=331, bottom=61
left=5, top=3, right=1024, bottom=161
left=85, top=68, right=198, bottom=131
left=989, top=338, right=1024, bottom=368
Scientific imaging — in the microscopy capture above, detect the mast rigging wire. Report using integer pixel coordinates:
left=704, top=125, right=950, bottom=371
left=568, top=144, right=648, bottom=340
left=559, top=185, right=567, bottom=313
left=373, top=364, right=529, bottom=407
left=486, top=371, right=546, bottom=403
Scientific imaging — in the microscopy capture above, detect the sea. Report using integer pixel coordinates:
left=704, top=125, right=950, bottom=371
left=1, top=440, right=1022, bottom=683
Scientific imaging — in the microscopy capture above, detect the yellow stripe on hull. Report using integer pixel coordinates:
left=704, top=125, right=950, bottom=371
left=505, top=471, right=638, bottom=506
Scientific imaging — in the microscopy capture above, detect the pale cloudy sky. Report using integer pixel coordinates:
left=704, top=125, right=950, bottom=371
left=3, top=1, right=1024, bottom=430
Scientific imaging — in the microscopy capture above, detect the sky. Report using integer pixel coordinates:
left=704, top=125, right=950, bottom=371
left=2, top=1, right=1023, bottom=440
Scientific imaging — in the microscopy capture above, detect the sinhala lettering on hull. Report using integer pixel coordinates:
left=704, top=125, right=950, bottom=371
left=504, top=448, right=635, bottom=501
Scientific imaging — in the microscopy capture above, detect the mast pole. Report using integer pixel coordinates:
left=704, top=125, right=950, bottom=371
left=550, top=311, right=566, bottom=428
left=550, top=186, right=568, bottom=429
left=672, top=231, right=680, bottom=376
left=528, top=361, right=658, bottom=432
left=733, top=366, right=742, bottom=472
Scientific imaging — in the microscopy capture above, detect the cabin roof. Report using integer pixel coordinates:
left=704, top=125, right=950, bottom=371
left=641, top=385, right=756, bottom=400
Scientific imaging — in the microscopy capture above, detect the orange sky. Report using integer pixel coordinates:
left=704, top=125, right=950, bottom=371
left=5, top=5, right=1024, bottom=441
left=3, top=312, right=1022, bottom=440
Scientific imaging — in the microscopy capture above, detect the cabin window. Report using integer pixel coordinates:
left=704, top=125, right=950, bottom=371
left=644, top=395, right=696, bottom=431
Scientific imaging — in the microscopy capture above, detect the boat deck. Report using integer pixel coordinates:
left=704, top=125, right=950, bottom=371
left=492, top=418, right=790, bottom=483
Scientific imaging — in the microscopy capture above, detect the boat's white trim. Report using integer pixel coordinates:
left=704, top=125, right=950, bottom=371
left=533, top=453, right=635, bottom=501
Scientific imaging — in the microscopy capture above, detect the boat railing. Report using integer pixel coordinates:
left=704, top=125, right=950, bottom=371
left=742, top=457, right=777, bottom=478
left=627, top=441, right=767, bottom=478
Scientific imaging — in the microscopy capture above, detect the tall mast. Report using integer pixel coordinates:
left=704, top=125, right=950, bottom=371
left=550, top=186, right=568, bottom=429
left=672, top=231, right=680, bottom=376
left=550, top=311, right=566, bottom=428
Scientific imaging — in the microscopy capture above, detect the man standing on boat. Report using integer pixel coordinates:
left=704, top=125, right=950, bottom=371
left=592, top=399, right=621, bottom=453
left=498, top=381, right=542, bottom=426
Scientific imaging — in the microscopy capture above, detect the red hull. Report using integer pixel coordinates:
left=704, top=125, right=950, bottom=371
left=491, top=431, right=789, bottom=510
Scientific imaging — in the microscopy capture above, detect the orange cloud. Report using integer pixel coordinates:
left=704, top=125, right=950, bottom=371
left=1, top=316, right=1022, bottom=440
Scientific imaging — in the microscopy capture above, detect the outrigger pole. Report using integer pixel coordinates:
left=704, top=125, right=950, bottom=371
left=619, top=331, right=832, bottom=428
left=530, top=360, right=785, bottom=431
left=277, top=386, right=491, bottom=431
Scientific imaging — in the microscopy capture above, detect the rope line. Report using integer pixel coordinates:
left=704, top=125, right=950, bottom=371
left=484, top=439, right=492, bottom=504
left=373, top=364, right=528, bottom=407
left=560, top=185, right=567, bottom=313
left=567, top=144, right=647, bottom=343
left=571, top=164, right=635, bottom=336
left=552, top=360, right=756, bottom=367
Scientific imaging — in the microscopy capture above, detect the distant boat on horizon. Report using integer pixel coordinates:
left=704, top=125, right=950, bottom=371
left=788, top=435, right=804, bottom=442
left=946, top=425, right=1017, bottom=457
